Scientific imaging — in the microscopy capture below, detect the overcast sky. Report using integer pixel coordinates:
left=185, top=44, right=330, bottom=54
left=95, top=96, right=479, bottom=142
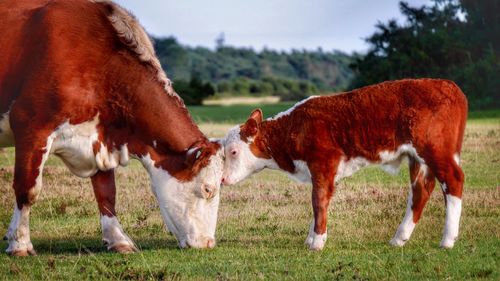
left=114, top=0, right=431, bottom=53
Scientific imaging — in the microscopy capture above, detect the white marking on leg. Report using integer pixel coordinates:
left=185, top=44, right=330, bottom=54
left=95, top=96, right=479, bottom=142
left=304, top=219, right=315, bottom=246
left=441, top=183, right=447, bottom=193
left=6, top=206, right=35, bottom=255
left=31, top=135, right=56, bottom=201
left=453, top=153, right=460, bottom=166
left=441, top=194, right=462, bottom=248
left=304, top=219, right=327, bottom=251
left=390, top=185, right=416, bottom=246
left=100, top=215, right=136, bottom=251
left=309, top=232, right=327, bottom=251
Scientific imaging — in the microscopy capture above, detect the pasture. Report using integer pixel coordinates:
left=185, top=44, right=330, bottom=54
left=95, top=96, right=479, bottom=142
left=0, top=106, right=498, bottom=280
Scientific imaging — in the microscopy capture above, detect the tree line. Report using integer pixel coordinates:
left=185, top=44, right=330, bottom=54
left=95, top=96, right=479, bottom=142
left=153, top=38, right=354, bottom=103
left=154, top=0, right=498, bottom=109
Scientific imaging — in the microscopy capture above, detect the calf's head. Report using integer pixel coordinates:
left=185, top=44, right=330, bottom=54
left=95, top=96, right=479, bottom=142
left=142, top=140, right=224, bottom=249
left=222, top=109, right=273, bottom=185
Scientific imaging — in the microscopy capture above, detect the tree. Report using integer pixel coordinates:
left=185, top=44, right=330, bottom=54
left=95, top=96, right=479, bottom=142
left=349, top=0, right=499, bottom=109
left=174, top=75, right=215, bottom=105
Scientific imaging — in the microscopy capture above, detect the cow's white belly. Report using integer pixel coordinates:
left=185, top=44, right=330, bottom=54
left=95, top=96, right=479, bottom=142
left=50, top=116, right=129, bottom=178
left=0, top=111, right=15, bottom=147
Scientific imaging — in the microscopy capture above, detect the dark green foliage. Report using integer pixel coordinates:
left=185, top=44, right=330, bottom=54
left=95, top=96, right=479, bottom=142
left=350, top=0, right=499, bottom=109
left=153, top=38, right=354, bottom=100
left=172, top=76, right=215, bottom=105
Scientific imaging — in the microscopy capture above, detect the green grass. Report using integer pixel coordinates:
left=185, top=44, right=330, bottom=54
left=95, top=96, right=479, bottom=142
left=188, top=103, right=500, bottom=124
left=188, top=103, right=295, bottom=123
left=0, top=109, right=498, bottom=280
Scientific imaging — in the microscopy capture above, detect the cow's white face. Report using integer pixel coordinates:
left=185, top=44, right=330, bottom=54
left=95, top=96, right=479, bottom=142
left=222, top=109, right=274, bottom=185
left=141, top=145, right=224, bottom=248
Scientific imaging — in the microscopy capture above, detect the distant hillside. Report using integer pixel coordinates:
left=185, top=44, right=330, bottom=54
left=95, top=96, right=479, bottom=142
left=153, top=37, right=354, bottom=101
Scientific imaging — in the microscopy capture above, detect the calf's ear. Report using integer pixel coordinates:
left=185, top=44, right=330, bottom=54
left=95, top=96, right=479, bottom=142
left=249, top=109, right=263, bottom=124
left=243, top=109, right=263, bottom=136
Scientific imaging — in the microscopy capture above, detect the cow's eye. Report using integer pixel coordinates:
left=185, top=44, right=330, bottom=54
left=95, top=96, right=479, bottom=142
left=231, top=150, right=237, bottom=156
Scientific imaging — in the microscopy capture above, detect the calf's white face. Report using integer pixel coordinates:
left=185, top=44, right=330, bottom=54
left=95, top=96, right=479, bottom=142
left=223, top=127, right=261, bottom=185
left=141, top=146, right=224, bottom=248
left=222, top=109, right=272, bottom=185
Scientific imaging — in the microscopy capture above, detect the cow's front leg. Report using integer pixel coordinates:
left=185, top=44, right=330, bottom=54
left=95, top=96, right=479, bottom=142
left=5, top=205, right=36, bottom=256
left=305, top=159, right=337, bottom=251
left=6, top=126, right=55, bottom=256
left=91, top=170, right=137, bottom=253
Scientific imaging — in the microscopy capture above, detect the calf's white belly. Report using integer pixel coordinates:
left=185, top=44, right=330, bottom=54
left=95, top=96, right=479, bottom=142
left=288, top=144, right=424, bottom=184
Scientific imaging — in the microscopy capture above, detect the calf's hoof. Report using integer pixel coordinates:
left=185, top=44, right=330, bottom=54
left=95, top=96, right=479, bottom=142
left=440, top=238, right=456, bottom=249
left=305, top=232, right=327, bottom=251
left=389, top=237, right=408, bottom=247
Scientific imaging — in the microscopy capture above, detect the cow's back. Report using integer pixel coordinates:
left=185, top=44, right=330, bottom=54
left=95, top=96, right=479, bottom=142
left=0, top=0, right=119, bottom=115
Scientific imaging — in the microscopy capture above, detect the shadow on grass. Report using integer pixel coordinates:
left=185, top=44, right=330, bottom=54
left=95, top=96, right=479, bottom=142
left=0, top=234, right=312, bottom=256
left=1, top=237, right=182, bottom=256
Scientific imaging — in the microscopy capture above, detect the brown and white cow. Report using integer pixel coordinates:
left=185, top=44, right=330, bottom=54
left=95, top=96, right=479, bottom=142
left=0, top=0, right=224, bottom=256
left=222, top=79, right=467, bottom=251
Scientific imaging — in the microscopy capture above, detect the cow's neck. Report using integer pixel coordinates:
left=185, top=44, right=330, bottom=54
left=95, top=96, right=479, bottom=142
left=103, top=62, right=206, bottom=164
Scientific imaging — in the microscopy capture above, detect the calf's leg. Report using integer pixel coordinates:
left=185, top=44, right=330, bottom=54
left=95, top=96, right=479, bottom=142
left=91, top=170, right=137, bottom=253
left=390, top=159, right=435, bottom=246
left=305, top=160, right=337, bottom=251
left=433, top=156, right=464, bottom=248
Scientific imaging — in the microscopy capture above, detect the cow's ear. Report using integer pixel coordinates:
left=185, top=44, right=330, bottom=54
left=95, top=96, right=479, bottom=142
left=185, top=145, right=203, bottom=166
left=249, top=108, right=263, bottom=124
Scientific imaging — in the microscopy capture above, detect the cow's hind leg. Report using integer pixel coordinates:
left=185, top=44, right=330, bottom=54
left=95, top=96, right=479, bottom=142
left=390, top=158, right=435, bottom=246
left=5, top=133, right=54, bottom=256
left=91, top=170, right=137, bottom=253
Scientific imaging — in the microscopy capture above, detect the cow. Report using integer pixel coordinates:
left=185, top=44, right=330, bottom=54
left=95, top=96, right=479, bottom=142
left=0, top=0, right=224, bottom=256
left=222, top=79, right=467, bottom=251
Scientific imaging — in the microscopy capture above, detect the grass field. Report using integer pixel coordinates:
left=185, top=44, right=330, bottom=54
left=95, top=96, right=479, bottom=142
left=0, top=105, right=498, bottom=280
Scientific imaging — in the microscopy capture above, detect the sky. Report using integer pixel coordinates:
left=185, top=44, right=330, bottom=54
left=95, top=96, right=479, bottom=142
left=114, top=0, right=432, bottom=53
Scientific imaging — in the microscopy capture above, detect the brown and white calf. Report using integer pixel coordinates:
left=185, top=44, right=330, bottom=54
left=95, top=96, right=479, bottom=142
left=222, top=79, right=467, bottom=251
left=0, top=0, right=224, bottom=256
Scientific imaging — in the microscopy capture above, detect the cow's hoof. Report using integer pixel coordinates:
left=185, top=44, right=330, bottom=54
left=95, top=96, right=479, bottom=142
left=389, top=237, right=407, bottom=247
left=109, top=243, right=138, bottom=254
left=309, top=244, right=324, bottom=251
left=8, top=248, right=37, bottom=257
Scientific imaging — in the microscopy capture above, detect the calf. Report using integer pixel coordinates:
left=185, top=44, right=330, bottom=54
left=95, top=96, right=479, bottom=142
left=222, top=79, right=467, bottom=251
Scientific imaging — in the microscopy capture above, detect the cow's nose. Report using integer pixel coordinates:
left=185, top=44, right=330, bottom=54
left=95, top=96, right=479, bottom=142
left=221, top=177, right=226, bottom=185
left=206, top=238, right=216, bottom=249
left=201, top=184, right=216, bottom=199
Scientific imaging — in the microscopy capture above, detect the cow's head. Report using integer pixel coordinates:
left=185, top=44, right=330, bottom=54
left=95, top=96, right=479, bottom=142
left=222, top=109, right=274, bottom=185
left=141, top=140, right=224, bottom=249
